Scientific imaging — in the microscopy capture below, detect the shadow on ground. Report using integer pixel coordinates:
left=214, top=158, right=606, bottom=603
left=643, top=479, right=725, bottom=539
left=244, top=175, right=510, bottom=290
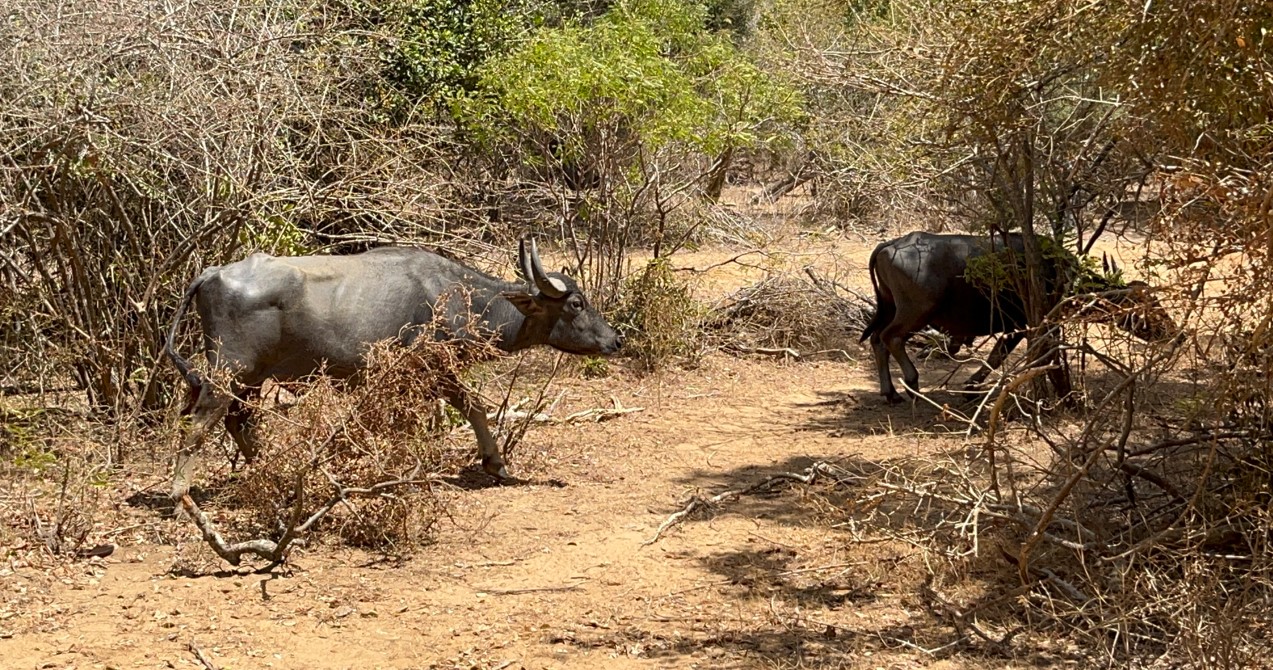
left=631, top=448, right=1087, bottom=667
left=625, top=354, right=1196, bottom=668
left=434, top=468, right=567, bottom=491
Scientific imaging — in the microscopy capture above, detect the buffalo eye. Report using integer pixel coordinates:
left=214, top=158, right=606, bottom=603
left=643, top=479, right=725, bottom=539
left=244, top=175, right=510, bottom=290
left=566, top=295, right=585, bottom=314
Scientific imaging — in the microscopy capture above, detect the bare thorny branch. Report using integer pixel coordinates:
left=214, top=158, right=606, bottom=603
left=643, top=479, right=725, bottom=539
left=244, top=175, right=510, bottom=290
left=177, top=333, right=499, bottom=567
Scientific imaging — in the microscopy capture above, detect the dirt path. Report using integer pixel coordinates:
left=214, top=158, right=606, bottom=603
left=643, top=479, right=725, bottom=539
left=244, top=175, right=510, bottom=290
left=0, top=350, right=986, bottom=670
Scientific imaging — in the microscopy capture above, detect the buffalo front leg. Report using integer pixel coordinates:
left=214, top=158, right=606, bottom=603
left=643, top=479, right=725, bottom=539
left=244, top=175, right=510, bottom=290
left=442, top=382, right=509, bottom=480
left=172, top=384, right=232, bottom=502
left=964, top=333, right=1024, bottom=389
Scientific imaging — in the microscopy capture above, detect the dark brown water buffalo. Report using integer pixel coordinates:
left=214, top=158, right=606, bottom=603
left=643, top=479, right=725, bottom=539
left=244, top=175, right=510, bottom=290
left=861, top=231, right=1175, bottom=403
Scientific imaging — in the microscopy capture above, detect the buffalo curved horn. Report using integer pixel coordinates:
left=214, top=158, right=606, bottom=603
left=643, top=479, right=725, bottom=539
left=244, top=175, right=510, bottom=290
left=528, top=238, right=568, bottom=298
left=517, top=239, right=536, bottom=283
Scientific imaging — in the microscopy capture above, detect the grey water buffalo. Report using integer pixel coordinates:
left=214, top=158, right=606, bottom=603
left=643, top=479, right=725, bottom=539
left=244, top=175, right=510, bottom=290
left=165, top=239, right=623, bottom=499
left=860, top=231, right=1175, bottom=403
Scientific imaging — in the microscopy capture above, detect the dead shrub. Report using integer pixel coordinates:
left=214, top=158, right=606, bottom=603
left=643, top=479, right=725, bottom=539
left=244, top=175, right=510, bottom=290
left=0, top=0, right=490, bottom=422
left=707, top=270, right=872, bottom=355
left=0, top=448, right=111, bottom=561
left=801, top=294, right=1273, bottom=665
left=221, top=335, right=500, bottom=554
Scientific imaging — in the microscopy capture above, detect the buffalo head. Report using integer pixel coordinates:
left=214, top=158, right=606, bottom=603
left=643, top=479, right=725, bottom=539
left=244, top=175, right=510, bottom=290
left=502, top=239, right=624, bottom=355
left=1108, top=280, right=1178, bottom=344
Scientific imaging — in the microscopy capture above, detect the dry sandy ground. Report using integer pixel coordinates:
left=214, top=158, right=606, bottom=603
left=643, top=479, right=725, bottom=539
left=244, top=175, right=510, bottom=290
left=2, top=355, right=992, bottom=670
left=1, top=221, right=1163, bottom=670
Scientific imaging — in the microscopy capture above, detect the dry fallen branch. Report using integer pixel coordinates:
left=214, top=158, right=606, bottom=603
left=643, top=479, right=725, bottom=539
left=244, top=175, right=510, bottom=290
left=188, top=639, right=219, bottom=670
left=478, top=582, right=587, bottom=596
left=642, top=462, right=848, bottom=546
left=921, top=577, right=1025, bottom=652
left=561, top=401, right=645, bottom=423
left=473, top=395, right=644, bottom=428
left=722, top=344, right=802, bottom=360
left=179, top=464, right=430, bottom=567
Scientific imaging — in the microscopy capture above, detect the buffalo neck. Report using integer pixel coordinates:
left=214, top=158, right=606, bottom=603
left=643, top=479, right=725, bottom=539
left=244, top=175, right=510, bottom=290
left=441, top=275, right=543, bottom=353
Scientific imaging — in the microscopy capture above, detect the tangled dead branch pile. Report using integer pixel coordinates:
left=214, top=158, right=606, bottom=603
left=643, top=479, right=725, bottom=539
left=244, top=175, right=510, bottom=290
left=707, top=267, right=873, bottom=357
left=183, top=335, right=501, bottom=567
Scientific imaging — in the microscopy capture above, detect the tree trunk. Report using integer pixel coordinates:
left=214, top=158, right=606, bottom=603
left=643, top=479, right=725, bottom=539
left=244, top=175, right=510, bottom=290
left=1016, top=134, right=1073, bottom=401
left=703, top=146, right=734, bottom=202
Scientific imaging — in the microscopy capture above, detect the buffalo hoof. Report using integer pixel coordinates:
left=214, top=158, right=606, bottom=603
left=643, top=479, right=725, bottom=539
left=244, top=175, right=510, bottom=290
left=883, top=392, right=905, bottom=405
left=481, top=458, right=510, bottom=480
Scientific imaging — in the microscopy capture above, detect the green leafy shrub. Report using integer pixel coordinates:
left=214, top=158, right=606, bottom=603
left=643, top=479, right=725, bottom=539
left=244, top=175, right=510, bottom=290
left=613, top=258, right=704, bottom=371
left=366, top=0, right=529, bottom=115
left=579, top=356, right=611, bottom=379
left=468, top=0, right=802, bottom=160
left=456, top=0, right=804, bottom=297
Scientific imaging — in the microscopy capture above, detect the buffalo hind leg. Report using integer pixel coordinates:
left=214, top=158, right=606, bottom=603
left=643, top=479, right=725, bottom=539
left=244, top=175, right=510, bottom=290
left=869, top=332, right=903, bottom=404
left=964, top=333, right=1024, bottom=390
left=172, top=383, right=233, bottom=502
left=881, top=327, right=920, bottom=402
left=224, top=387, right=262, bottom=465
left=442, top=381, right=509, bottom=480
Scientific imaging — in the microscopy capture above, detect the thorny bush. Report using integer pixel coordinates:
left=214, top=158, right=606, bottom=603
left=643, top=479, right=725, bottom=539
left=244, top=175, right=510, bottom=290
left=813, top=293, right=1273, bottom=666
left=221, top=335, right=502, bottom=555
left=0, top=0, right=490, bottom=426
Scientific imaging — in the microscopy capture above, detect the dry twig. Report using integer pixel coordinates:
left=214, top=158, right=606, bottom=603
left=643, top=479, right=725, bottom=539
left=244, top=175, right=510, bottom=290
left=642, top=462, right=847, bottom=546
left=188, top=639, right=218, bottom=670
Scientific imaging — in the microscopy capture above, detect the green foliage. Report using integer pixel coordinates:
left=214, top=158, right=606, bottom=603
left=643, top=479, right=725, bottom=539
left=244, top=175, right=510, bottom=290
left=13, top=446, right=57, bottom=475
left=962, top=236, right=1121, bottom=298
left=441, top=403, right=466, bottom=428
left=1, top=408, right=48, bottom=460
left=473, top=10, right=695, bottom=144
left=238, top=214, right=311, bottom=256
left=579, top=356, right=611, bottom=379
left=462, top=0, right=803, bottom=162
left=962, top=250, right=1014, bottom=295
left=361, top=0, right=529, bottom=114
left=703, top=0, right=756, bottom=38
left=613, top=257, right=704, bottom=371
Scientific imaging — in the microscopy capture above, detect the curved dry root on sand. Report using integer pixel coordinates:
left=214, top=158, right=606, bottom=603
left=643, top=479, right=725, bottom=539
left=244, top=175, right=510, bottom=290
left=642, top=461, right=848, bottom=546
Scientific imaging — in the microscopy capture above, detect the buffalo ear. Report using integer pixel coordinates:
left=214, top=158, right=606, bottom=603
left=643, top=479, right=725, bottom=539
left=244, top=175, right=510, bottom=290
left=502, top=291, right=545, bottom=317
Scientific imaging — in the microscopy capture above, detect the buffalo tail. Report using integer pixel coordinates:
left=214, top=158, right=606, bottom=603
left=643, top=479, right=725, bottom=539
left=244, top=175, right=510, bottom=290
left=859, top=244, right=887, bottom=343
left=164, top=269, right=212, bottom=393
